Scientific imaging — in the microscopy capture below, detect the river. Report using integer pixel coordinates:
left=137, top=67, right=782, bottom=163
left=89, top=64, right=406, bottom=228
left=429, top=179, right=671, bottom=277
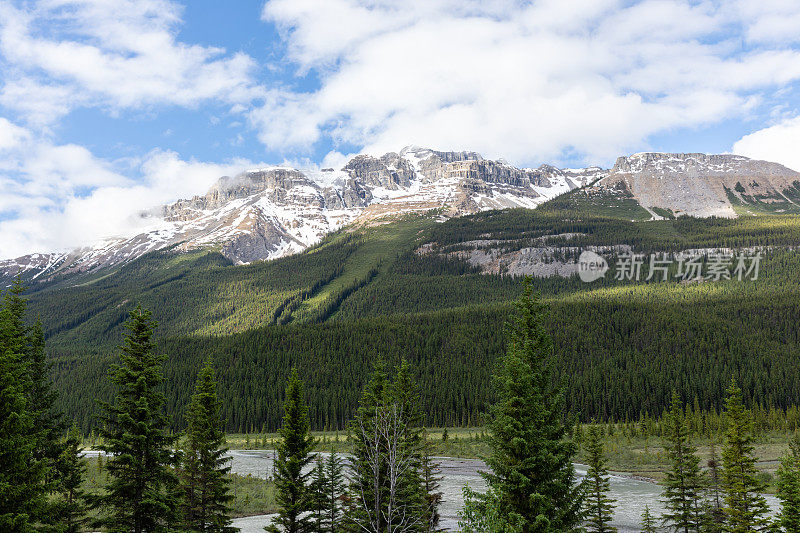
left=224, top=449, right=780, bottom=532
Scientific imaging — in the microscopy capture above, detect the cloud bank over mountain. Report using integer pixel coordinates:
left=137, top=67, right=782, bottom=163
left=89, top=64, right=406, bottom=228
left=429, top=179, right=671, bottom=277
left=1, top=0, right=800, bottom=257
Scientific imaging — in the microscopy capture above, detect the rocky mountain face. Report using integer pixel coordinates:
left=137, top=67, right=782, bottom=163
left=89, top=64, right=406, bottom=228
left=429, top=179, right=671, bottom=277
left=5, top=149, right=798, bottom=284
left=0, top=147, right=603, bottom=282
left=595, top=153, right=800, bottom=218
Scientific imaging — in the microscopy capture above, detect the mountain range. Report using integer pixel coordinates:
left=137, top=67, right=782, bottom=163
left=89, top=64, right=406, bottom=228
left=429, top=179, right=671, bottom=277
left=3, top=147, right=799, bottom=284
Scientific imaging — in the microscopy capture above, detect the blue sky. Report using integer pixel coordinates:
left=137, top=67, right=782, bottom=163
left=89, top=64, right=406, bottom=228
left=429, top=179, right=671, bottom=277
left=2, top=0, right=800, bottom=257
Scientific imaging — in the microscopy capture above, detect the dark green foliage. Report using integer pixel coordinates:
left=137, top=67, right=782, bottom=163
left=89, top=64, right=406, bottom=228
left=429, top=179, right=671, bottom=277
left=660, top=392, right=703, bottom=532
left=267, top=369, right=316, bottom=533
left=420, top=432, right=444, bottom=533
left=0, top=279, right=46, bottom=531
left=777, top=433, right=800, bottom=532
left=28, top=318, right=83, bottom=532
left=35, top=249, right=800, bottom=436
left=721, top=381, right=770, bottom=532
left=92, top=306, right=179, bottom=532
left=181, top=362, right=235, bottom=532
left=0, top=279, right=87, bottom=532
left=701, top=435, right=725, bottom=533
left=464, top=281, right=583, bottom=532
left=310, top=457, right=328, bottom=533
left=308, top=453, right=345, bottom=533
left=323, top=453, right=346, bottom=533
left=19, top=210, right=800, bottom=433
left=46, top=426, right=89, bottom=533
left=582, top=424, right=617, bottom=533
left=346, top=359, right=437, bottom=533
left=640, top=505, right=658, bottom=532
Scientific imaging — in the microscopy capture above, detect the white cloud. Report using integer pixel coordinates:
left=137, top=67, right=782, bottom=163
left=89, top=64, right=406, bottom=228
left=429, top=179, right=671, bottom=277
left=0, top=117, right=30, bottom=149
left=733, top=116, right=800, bottom=172
left=735, top=0, right=800, bottom=45
left=0, top=0, right=261, bottom=124
left=0, top=117, right=253, bottom=259
left=257, top=0, right=800, bottom=166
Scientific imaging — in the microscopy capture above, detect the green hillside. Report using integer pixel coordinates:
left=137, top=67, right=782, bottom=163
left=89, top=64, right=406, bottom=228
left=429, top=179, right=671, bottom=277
left=22, top=194, right=800, bottom=432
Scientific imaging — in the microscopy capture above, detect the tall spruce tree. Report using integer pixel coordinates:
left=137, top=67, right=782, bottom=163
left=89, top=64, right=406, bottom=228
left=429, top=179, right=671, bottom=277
left=267, top=368, right=316, bottom=533
left=660, top=392, right=703, bottom=533
left=28, top=318, right=83, bottom=533
left=776, top=432, right=800, bottom=532
left=347, top=359, right=436, bottom=533
left=388, top=360, right=428, bottom=530
left=701, top=433, right=725, bottom=533
left=347, top=359, right=389, bottom=533
left=420, top=430, right=444, bottom=533
left=462, top=280, right=583, bottom=533
left=47, top=426, right=89, bottom=533
left=5, top=279, right=83, bottom=532
left=0, top=279, right=46, bottom=531
left=324, top=452, right=345, bottom=533
left=640, top=505, right=658, bottom=533
left=721, top=381, right=770, bottom=533
left=181, top=362, right=235, bottom=532
left=310, top=457, right=328, bottom=533
left=582, top=424, right=617, bottom=533
left=93, top=306, right=179, bottom=532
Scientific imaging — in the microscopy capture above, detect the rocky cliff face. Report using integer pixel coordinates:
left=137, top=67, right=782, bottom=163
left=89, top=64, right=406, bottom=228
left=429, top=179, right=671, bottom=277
left=596, top=153, right=800, bottom=218
left=2, top=147, right=602, bottom=282
left=10, top=149, right=796, bottom=283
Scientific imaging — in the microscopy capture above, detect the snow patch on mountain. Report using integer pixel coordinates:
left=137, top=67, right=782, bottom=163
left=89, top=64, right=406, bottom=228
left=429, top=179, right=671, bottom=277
left=0, top=148, right=617, bottom=281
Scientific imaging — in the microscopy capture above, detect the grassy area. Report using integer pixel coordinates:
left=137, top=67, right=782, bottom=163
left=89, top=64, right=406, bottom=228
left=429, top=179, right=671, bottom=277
left=224, top=427, right=490, bottom=457
left=82, top=456, right=277, bottom=519
left=574, top=431, right=788, bottom=489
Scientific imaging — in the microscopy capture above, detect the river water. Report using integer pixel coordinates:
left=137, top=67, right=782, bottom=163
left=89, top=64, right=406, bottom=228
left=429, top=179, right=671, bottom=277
left=225, top=449, right=780, bottom=533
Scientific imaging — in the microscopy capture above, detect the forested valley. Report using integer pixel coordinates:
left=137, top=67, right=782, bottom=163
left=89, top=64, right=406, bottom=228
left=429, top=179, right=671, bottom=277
left=5, top=271, right=800, bottom=532
left=13, top=202, right=800, bottom=433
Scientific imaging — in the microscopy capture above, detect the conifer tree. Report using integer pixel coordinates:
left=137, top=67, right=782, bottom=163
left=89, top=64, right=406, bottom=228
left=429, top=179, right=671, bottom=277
left=640, top=505, right=658, bottom=533
left=27, top=320, right=65, bottom=464
left=47, top=426, right=89, bottom=533
left=181, top=362, right=235, bottom=532
left=721, top=381, right=770, bottom=532
left=93, top=306, right=179, bottom=532
left=420, top=430, right=444, bottom=533
left=324, top=452, right=345, bottom=533
left=0, top=280, right=45, bottom=531
left=776, top=432, right=800, bottom=532
left=582, top=424, right=617, bottom=533
left=660, top=392, right=703, bottom=533
left=701, top=433, right=725, bottom=533
left=388, top=360, right=428, bottom=529
left=347, top=359, right=436, bottom=533
left=28, top=318, right=80, bottom=532
left=462, top=280, right=583, bottom=532
left=347, top=359, right=389, bottom=533
left=0, top=278, right=44, bottom=533
left=310, top=457, right=328, bottom=533
left=5, top=279, right=81, bottom=531
left=267, top=368, right=316, bottom=533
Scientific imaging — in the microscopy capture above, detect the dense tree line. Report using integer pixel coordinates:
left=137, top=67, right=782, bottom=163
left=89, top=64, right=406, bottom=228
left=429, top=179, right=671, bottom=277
left=0, top=278, right=86, bottom=532
left=47, top=262, right=800, bottom=432
left=584, top=382, right=794, bottom=532
left=9, top=277, right=800, bottom=531
left=12, top=206, right=800, bottom=433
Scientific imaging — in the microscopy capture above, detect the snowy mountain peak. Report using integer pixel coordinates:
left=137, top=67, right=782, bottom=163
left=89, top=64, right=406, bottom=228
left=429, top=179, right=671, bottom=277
left=0, top=148, right=612, bottom=281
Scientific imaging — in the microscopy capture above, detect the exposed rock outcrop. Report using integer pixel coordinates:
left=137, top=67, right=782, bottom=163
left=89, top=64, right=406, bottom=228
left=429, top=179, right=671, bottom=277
left=10, top=149, right=796, bottom=284
left=597, top=153, right=800, bottom=218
